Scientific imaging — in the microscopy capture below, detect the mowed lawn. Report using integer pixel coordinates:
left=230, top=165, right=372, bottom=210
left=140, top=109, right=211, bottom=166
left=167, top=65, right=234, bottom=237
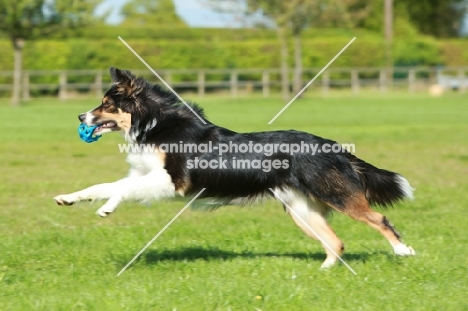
left=0, top=93, right=467, bottom=310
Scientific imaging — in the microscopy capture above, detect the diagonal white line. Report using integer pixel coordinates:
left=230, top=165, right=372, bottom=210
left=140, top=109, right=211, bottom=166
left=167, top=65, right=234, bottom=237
left=268, top=37, right=356, bottom=124
left=117, top=188, right=206, bottom=276
left=268, top=188, right=357, bottom=275
left=118, top=36, right=207, bottom=125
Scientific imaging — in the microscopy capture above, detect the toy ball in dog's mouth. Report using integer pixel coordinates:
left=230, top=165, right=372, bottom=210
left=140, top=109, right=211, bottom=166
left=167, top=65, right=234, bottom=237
left=78, top=124, right=102, bottom=143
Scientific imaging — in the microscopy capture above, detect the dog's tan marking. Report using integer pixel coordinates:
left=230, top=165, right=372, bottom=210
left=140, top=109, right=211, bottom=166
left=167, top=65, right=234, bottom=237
left=154, top=151, right=190, bottom=196
left=93, top=108, right=132, bottom=132
left=114, top=76, right=144, bottom=96
left=155, top=149, right=166, bottom=164
left=326, top=193, right=402, bottom=247
left=116, top=85, right=127, bottom=95
left=175, top=180, right=191, bottom=196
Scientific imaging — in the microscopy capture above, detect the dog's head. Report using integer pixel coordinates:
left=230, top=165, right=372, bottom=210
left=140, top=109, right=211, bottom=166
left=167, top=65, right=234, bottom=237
left=78, top=67, right=158, bottom=142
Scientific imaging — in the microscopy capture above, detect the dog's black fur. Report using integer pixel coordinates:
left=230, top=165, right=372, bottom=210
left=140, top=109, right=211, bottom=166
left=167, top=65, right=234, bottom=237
left=104, top=67, right=411, bottom=210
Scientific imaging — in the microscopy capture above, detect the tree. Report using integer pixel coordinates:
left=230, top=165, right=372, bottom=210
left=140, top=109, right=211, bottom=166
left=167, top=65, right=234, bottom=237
left=120, top=0, right=187, bottom=28
left=290, top=2, right=312, bottom=94
left=356, top=0, right=466, bottom=38
left=204, top=0, right=305, bottom=102
left=248, top=0, right=300, bottom=102
left=400, top=0, right=466, bottom=38
left=287, top=0, right=369, bottom=93
left=0, top=0, right=98, bottom=106
left=384, top=0, right=393, bottom=88
left=203, top=0, right=368, bottom=101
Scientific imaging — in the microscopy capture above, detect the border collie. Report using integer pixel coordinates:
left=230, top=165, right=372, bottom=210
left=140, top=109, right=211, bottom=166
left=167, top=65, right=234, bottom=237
left=54, top=67, right=416, bottom=268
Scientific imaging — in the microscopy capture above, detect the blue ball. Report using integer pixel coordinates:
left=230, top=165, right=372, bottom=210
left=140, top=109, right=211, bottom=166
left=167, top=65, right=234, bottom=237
left=78, top=124, right=102, bottom=143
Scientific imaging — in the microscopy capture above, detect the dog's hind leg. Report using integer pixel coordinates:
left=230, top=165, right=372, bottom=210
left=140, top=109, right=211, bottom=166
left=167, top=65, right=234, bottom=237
left=328, top=193, right=415, bottom=256
left=274, top=188, right=344, bottom=268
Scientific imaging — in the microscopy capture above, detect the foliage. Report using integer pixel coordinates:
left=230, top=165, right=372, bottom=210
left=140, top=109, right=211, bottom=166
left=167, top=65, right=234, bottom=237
left=120, top=0, right=186, bottom=27
left=49, top=26, right=280, bottom=40
left=0, top=0, right=99, bottom=41
left=356, top=0, right=466, bottom=38
left=0, top=0, right=100, bottom=105
left=203, top=0, right=372, bottom=100
left=288, top=0, right=370, bottom=31
left=438, top=39, right=468, bottom=66
left=401, top=0, right=466, bottom=38
left=0, top=35, right=444, bottom=72
left=206, top=0, right=367, bottom=28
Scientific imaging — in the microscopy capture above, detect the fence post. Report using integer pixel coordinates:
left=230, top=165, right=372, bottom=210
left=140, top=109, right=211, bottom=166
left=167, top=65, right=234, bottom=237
left=230, top=70, right=238, bottom=98
left=351, top=69, right=359, bottom=94
left=22, top=71, right=29, bottom=101
left=408, top=69, right=416, bottom=93
left=458, top=69, right=465, bottom=93
left=164, top=71, right=172, bottom=84
left=198, top=70, right=205, bottom=97
left=430, top=67, right=438, bottom=86
left=95, top=70, right=103, bottom=98
left=59, top=71, right=67, bottom=100
left=379, top=69, right=386, bottom=93
left=322, top=71, right=330, bottom=94
left=262, top=70, right=270, bottom=98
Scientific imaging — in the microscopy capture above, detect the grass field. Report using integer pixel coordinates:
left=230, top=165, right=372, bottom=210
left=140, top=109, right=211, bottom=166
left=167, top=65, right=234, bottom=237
left=1, top=93, right=467, bottom=310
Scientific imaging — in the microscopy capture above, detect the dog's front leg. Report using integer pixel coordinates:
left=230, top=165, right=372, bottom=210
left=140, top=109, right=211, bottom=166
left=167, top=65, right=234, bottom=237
left=94, top=172, right=176, bottom=217
left=53, top=165, right=145, bottom=206
left=55, top=171, right=176, bottom=217
left=54, top=182, right=117, bottom=206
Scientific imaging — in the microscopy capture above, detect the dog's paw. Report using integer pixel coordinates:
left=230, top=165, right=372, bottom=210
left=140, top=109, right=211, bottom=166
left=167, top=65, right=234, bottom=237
left=54, top=194, right=77, bottom=206
left=394, top=244, right=416, bottom=256
left=96, top=206, right=115, bottom=218
left=320, top=258, right=338, bottom=269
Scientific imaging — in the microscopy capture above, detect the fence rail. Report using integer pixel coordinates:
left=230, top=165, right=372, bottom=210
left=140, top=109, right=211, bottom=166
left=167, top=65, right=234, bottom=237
left=0, top=67, right=466, bottom=99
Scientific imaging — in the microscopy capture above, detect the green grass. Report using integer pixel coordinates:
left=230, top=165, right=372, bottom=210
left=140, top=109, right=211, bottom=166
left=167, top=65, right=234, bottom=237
left=0, top=94, right=467, bottom=310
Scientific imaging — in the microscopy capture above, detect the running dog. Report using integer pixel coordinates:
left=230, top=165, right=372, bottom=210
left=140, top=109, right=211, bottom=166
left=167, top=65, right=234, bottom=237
left=54, top=68, right=416, bottom=268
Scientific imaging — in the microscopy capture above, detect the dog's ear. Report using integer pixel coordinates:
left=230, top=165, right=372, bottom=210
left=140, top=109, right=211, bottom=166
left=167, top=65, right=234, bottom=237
left=110, top=67, right=134, bottom=84
left=109, top=67, right=144, bottom=96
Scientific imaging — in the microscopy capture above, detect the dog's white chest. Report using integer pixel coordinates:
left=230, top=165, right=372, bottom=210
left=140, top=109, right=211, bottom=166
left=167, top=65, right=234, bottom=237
left=126, top=151, right=166, bottom=176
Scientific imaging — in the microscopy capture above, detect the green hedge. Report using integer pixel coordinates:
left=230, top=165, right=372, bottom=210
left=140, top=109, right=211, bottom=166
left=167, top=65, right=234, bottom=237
left=0, top=27, right=461, bottom=91
left=438, top=40, right=468, bottom=66
left=0, top=37, right=444, bottom=73
left=45, top=26, right=378, bottom=41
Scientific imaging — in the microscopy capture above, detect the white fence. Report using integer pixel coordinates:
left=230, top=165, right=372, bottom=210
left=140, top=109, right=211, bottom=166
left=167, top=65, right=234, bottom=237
left=0, top=67, right=466, bottom=99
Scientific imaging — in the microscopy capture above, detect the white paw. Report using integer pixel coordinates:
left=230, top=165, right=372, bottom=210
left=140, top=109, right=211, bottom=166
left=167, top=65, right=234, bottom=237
left=394, top=244, right=416, bottom=256
left=320, top=258, right=338, bottom=269
left=95, top=206, right=115, bottom=218
left=54, top=194, right=78, bottom=206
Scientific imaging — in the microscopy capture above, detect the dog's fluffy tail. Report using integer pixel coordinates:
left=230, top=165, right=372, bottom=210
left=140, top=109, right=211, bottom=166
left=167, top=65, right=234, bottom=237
left=352, top=159, right=414, bottom=207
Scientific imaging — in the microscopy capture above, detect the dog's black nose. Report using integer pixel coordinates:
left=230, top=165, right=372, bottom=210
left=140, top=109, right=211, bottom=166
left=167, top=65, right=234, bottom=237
left=78, top=113, right=86, bottom=122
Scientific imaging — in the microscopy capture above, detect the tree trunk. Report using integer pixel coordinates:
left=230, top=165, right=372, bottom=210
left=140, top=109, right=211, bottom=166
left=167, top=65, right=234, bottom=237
left=277, top=26, right=290, bottom=103
left=384, top=0, right=393, bottom=89
left=12, top=38, right=25, bottom=107
left=293, top=33, right=303, bottom=94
